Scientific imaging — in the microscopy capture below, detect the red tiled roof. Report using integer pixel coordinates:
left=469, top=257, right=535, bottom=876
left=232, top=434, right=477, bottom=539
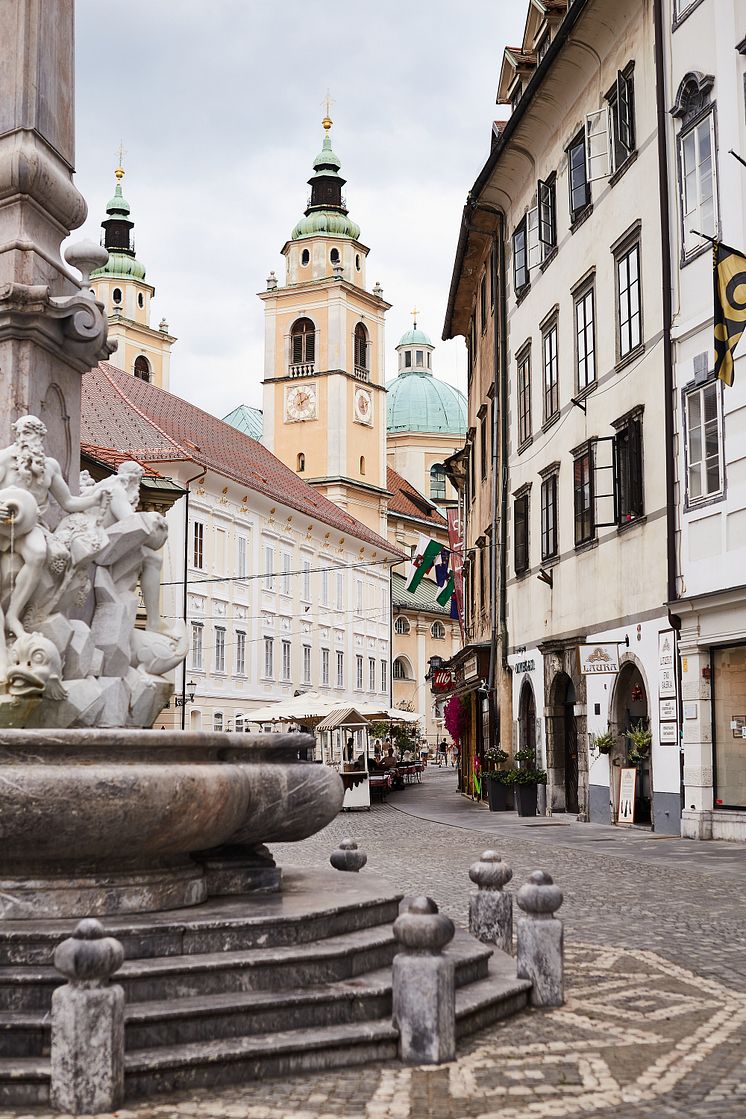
left=82, top=363, right=400, bottom=555
left=81, top=443, right=166, bottom=479
left=387, top=467, right=448, bottom=529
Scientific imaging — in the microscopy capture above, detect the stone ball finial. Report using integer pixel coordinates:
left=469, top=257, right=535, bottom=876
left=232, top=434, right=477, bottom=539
left=330, top=837, right=367, bottom=872
left=53, top=918, right=125, bottom=985
left=64, top=240, right=109, bottom=288
left=393, top=896, right=455, bottom=954
left=516, top=870, right=563, bottom=919
left=469, top=850, right=513, bottom=891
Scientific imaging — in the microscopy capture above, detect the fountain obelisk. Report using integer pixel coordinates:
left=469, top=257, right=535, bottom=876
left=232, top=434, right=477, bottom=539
left=0, top=0, right=113, bottom=479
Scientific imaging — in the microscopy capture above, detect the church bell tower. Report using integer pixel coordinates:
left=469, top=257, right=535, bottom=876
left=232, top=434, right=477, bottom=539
left=259, top=114, right=390, bottom=538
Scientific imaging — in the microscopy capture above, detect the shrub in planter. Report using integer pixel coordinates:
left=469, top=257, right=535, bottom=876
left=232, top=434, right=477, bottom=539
left=593, top=731, right=615, bottom=755
left=508, top=767, right=547, bottom=818
left=625, top=721, right=652, bottom=767
left=484, top=769, right=512, bottom=812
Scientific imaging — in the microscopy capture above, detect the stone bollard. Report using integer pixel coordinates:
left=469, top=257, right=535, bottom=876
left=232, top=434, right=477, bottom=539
left=330, top=838, right=367, bottom=872
left=515, top=870, right=564, bottom=1008
left=392, top=896, right=455, bottom=1064
left=468, top=850, right=513, bottom=954
left=50, top=918, right=125, bottom=1115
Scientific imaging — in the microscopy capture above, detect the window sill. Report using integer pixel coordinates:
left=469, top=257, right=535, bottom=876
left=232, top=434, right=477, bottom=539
left=608, top=149, right=638, bottom=188
left=570, top=204, right=593, bottom=233
left=515, top=282, right=532, bottom=308
left=540, top=553, right=560, bottom=568
left=618, top=514, right=646, bottom=535
left=539, top=247, right=558, bottom=273
left=684, top=491, right=725, bottom=513
left=681, top=241, right=712, bottom=269
left=514, top=567, right=531, bottom=580
left=542, top=413, right=561, bottom=434
left=575, top=380, right=598, bottom=402
left=517, top=436, right=534, bottom=455
left=615, top=342, right=646, bottom=374
left=574, top=537, right=598, bottom=555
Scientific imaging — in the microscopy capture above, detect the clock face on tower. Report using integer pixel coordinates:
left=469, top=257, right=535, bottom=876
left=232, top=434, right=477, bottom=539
left=284, top=383, right=318, bottom=423
left=354, top=387, right=373, bottom=425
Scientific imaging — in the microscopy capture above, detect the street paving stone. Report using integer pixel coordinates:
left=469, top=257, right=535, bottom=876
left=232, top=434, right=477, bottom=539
left=5, top=769, right=746, bottom=1119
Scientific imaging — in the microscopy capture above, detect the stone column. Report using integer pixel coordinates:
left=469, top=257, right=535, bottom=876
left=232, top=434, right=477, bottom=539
left=516, top=870, right=564, bottom=1008
left=50, top=917, right=125, bottom=1114
left=468, top=850, right=513, bottom=954
left=392, top=896, right=455, bottom=1064
left=0, top=0, right=113, bottom=476
left=679, top=623, right=714, bottom=840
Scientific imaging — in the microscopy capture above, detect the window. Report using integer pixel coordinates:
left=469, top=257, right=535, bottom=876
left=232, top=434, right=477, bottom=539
left=680, top=112, right=716, bottom=256
left=356, top=580, right=363, bottom=615
left=686, top=380, right=722, bottom=502
left=538, top=177, right=557, bottom=257
left=235, top=713, right=244, bottom=733
left=431, top=621, right=446, bottom=639
left=137, top=292, right=144, bottom=309
left=568, top=132, right=590, bottom=219
left=355, top=253, right=361, bottom=271
left=279, top=552, right=290, bottom=595
left=297, top=452, right=305, bottom=472
left=214, top=712, right=224, bottom=733
left=369, top=657, right=376, bottom=692
left=321, top=647, right=330, bottom=686
left=609, top=66, right=636, bottom=171
left=336, top=569, right=344, bottom=610
left=236, top=631, right=246, bottom=676
left=514, top=492, right=529, bottom=575
left=616, top=416, right=644, bottom=524
left=394, top=616, right=410, bottom=635
left=542, top=321, right=559, bottom=422
left=192, top=521, right=204, bottom=569
left=381, top=659, right=388, bottom=693
left=517, top=348, right=532, bottom=447
left=480, top=274, right=487, bottom=332
left=214, top=528, right=226, bottom=574
left=405, top=351, right=412, bottom=368
left=513, top=219, right=528, bottom=292
left=134, top=355, right=151, bottom=382
left=712, top=646, right=746, bottom=808
left=616, top=240, right=641, bottom=359
left=191, top=623, right=203, bottom=671
left=541, top=474, right=558, bottom=560
left=263, top=544, right=275, bottom=590
left=430, top=463, right=446, bottom=502
left=320, top=563, right=329, bottom=605
left=302, top=559, right=311, bottom=601
left=282, top=639, right=292, bottom=681
left=264, top=636, right=274, bottom=679
left=290, top=318, right=315, bottom=366
left=359, top=456, right=365, bottom=476
left=479, top=542, right=486, bottom=607
left=215, top=627, right=226, bottom=673
left=416, top=349, right=424, bottom=366
left=301, top=248, right=310, bottom=266
left=354, top=323, right=368, bottom=370
left=302, top=644, right=312, bottom=685
left=490, top=248, right=495, bottom=308
left=575, top=286, right=595, bottom=391
left=573, top=448, right=594, bottom=546
left=356, top=655, right=364, bottom=689
left=330, top=247, right=340, bottom=264
left=336, top=650, right=344, bottom=688
left=393, top=657, right=409, bottom=680
left=237, top=536, right=247, bottom=579
left=480, top=413, right=488, bottom=479
left=112, top=287, right=122, bottom=305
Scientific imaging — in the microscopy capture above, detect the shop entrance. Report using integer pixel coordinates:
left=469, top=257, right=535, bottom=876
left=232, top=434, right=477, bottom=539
left=612, top=662, right=651, bottom=825
left=547, top=672, right=579, bottom=814
left=518, top=679, right=536, bottom=754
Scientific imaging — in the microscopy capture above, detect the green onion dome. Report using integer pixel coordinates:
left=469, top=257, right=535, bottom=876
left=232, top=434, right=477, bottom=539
left=386, top=370, right=467, bottom=435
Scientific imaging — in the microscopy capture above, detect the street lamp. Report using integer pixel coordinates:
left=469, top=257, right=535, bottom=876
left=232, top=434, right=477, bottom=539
left=175, top=680, right=197, bottom=707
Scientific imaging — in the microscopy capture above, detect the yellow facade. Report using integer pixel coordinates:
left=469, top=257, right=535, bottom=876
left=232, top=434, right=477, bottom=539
left=90, top=274, right=175, bottom=391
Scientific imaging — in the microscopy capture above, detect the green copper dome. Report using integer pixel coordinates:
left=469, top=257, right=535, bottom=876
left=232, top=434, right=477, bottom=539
left=91, top=252, right=146, bottom=281
left=312, top=133, right=341, bottom=173
left=386, top=370, right=467, bottom=436
left=397, top=326, right=433, bottom=347
left=290, top=120, right=361, bottom=243
left=90, top=169, right=147, bottom=281
left=291, top=210, right=361, bottom=241
left=105, top=180, right=130, bottom=216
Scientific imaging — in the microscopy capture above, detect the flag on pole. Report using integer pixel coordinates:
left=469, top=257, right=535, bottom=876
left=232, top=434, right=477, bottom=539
left=405, top=535, right=442, bottom=595
left=433, top=547, right=457, bottom=614
left=714, top=240, right=746, bottom=386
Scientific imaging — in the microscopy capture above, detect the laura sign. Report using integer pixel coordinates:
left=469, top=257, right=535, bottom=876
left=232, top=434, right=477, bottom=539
left=579, top=644, right=620, bottom=675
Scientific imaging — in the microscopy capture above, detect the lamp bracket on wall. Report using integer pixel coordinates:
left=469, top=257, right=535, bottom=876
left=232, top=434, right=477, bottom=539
left=570, top=396, right=586, bottom=414
left=537, top=568, right=553, bottom=588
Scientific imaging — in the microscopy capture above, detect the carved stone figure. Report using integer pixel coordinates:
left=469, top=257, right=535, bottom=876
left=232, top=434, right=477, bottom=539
left=7, top=633, right=67, bottom=700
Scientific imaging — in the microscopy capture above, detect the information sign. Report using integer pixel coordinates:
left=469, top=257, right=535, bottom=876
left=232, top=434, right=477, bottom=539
left=618, top=768, right=637, bottom=824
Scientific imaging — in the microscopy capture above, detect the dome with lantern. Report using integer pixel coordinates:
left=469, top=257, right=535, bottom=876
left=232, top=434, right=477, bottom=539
left=386, top=319, right=467, bottom=435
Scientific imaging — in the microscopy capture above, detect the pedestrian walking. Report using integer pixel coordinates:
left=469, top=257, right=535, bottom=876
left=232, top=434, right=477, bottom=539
left=438, top=738, right=448, bottom=767
left=451, top=743, right=459, bottom=768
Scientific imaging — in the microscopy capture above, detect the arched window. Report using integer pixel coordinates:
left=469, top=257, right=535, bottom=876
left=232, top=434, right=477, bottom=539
left=213, top=711, right=224, bottom=732
left=137, top=292, right=144, bottom=309
left=235, top=713, right=244, bottom=733
left=134, top=355, right=151, bottom=382
left=431, top=621, right=446, bottom=639
left=393, top=657, right=411, bottom=680
left=290, top=318, right=315, bottom=367
left=112, top=287, right=122, bottom=305
left=297, top=452, right=305, bottom=472
left=355, top=253, right=361, bottom=271
left=354, top=323, right=368, bottom=371
left=330, top=247, right=340, bottom=264
left=359, top=455, right=366, bottom=475
left=430, top=463, right=447, bottom=502
left=301, top=248, right=310, bottom=266
left=394, top=617, right=410, bottom=635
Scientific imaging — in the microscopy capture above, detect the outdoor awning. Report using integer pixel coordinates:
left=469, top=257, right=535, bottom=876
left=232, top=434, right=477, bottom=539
left=357, top=705, right=423, bottom=724
left=316, top=707, right=370, bottom=732
left=245, top=691, right=335, bottom=724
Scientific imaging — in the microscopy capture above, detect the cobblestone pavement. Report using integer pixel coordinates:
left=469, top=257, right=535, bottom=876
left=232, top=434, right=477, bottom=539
left=6, top=770, right=746, bottom=1119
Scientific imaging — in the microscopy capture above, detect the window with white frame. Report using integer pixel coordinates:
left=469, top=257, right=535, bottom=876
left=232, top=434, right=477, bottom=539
left=302, top=559, right=311, bottom=601
left=236, top=630, right=246, bottom=676
left=431, top=621, right=446, bottom=639
left=336, top=650, right=344, bottom=688
left=616, top=239, right=641, bottom=359
left=235, top=713, right=244, bottom=733
left=213, top=711, right=223, bottom=733
left=263, top=544, right=275, bottom=590
left=281, top=639, right=292, bottom=681
left=568, top=131, right=590, bottom=220
left=214, top=626, right=226, bottom=673
left=380, top=659, right=388, bottom=693
left=321, top=647, right=330, bottom=686
left=321, top=564, right=329, bottom=606
left=393, top=657, right=409, bottom=680
left=192, top=521, right=204, bottom=569
left=356, top=580, right=363, bottom=615
left=237, top=535, right=247, bottom=579
left=281, top=552, right=292, bottom=595
left=542, top=320, right=559, bottom=422
left=191, top=623, right=203, bottom=671
left=263, top=636, right=274, bottom=679
left=336, top=569, right=344, bottom=610
left=575, top=285, right=595, bottom=391
left=672, top=72, right=718, bottom=257
left=685, top=379, right=723, bottom=503
left=368, top=657, right=376, bottom=692
left=394, top=616, right=410, bottom=635
left=302, top=644, right=312, bottom=686
left=356, top=655, right=363, bottom=689
left=214, top=528, right=226, bottom=574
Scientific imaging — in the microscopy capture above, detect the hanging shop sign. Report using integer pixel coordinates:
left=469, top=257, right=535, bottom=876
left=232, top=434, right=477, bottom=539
left=579, top=643, right=620, bottom=675
left=617, top=767, right=637, bottom=824
left=432, top=669, right=454, bottom=693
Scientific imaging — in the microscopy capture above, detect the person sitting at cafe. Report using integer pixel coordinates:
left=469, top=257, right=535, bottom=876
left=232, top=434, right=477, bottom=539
left=382, top=749, right=398, bottom=770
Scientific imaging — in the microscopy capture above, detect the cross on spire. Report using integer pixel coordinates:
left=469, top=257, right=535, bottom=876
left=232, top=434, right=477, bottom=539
left=321, top=90, right=334, bottom=130
left=411, top=306, right=419, bottom=329
left=115, top=140, right=126, bottom=181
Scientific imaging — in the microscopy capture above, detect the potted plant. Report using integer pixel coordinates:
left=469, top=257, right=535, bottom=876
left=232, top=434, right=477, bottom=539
left=593, top=730, right=615, bottom=755
left=483, top=747, right=511, bottom=812
left=510, top=748, right=547, bottom=817
left=625, top=721, right=652, bottom=767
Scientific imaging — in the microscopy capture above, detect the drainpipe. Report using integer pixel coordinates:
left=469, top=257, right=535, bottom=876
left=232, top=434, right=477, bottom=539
left=181, top=466, right=206, bottom=730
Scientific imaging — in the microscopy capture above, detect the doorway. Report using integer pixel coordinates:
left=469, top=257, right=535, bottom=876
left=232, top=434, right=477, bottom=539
left=548, top=672, right=579, bottom=814
left=612, top=662, right=651, bottom=825
left=518, top=679, right=536, bottom=755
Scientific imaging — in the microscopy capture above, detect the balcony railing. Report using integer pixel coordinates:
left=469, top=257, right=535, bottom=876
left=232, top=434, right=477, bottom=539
left=289, top=362, right=315, bottom=377
left=353, top=365, right=369, bottom=382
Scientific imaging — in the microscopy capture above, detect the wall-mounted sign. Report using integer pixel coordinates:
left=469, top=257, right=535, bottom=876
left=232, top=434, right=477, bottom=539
left=658, top=630, right=677, bottom=698
left=659, top=698, right=677, bottom=721
left=659, top=722, right=678, bottom=744
left=514, top=659, right=535, bottom=674
left=731, top=715, right=746, bottom=740
left=432, top=669, right=453, bottom=693
left=618, top=767, right=637, bottom=824
left=579, top=644, right=620, bottom=674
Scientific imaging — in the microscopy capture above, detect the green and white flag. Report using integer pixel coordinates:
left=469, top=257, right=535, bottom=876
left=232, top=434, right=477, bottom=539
left=406, top=535, right=442, bottom=595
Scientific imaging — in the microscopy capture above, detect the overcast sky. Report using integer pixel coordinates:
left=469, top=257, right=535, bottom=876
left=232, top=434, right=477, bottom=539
left=73, top=1, right=523, bottom=420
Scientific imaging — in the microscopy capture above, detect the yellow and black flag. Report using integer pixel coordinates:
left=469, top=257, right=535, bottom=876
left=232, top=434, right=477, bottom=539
left=714, top=241, right=746, bottom=386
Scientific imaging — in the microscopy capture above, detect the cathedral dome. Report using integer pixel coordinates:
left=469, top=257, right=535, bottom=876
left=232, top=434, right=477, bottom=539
left=397, top=326, right=433, bottom=347
left=386, top=371, right=467, bottom=435
left=290, top=118, right=361, bottom=243
left=90, top=168, right=147, bottom=281
left=291, top=210, right=361, bottom=241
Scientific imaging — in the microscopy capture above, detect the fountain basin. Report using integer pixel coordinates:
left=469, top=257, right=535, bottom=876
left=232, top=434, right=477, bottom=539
left=0, top=730, right=342, bottom=919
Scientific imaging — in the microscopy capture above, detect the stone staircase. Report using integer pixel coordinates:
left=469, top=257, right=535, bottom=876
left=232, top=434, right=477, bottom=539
left=0, top=868, right=531, bottom=1106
